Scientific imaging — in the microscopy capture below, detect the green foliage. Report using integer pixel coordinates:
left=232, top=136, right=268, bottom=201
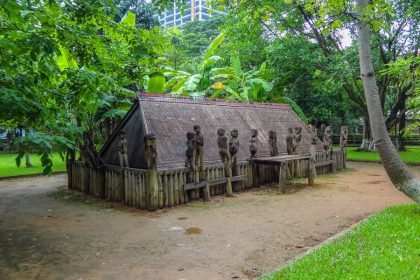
left=165, top=34, right=226, bottom=96
left=146, top=73, right=167, bottom=93
left=0, top=0, right=173, bottom=174
left=210, top=57, right=274, bottom=102
left=381, top=56, right=420, bottom=134
left=180, top=16, right=226, bottom=69
left=262, top=203, right=420, bottom=279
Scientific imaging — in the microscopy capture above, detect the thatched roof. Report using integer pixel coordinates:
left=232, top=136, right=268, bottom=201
left=142, top=94, right=321, bottom=168
left=101, top=93, right=322, bottom=169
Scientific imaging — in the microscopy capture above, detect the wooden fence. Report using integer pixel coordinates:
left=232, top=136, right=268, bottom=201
left=68, top=150, right=345, bottom=210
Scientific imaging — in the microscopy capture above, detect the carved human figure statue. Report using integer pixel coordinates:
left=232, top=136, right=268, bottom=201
left=309, top=124, right=318, bottom=159
left=268, top=130, right=279, bottom=157
left=286, top=128, right=294, bottom=155
left=217, top=128, right=230, bottom=163
left=323, top=126, right=333, bottom=158
left=144, top=134, right=157, bottom=169
left=293, top=127, right=302, bottom=154
left=118, top=130, right=129, bottom=168
left=320, top=123, right=327, bottom=141
left=193, top=125, right=204, bottom=171
left=185, top=131, right=196, bottom=168
left=229, top=129, right=240, bottom=174
left=340, top=126, right=349, bottom=149
left=249, top=129, right=258, bottom=158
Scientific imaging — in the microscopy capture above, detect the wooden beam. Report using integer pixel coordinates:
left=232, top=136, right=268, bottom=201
left=183, top=175, right=246, bottom=191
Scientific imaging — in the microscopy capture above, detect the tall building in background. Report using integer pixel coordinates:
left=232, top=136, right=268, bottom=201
left=155, top=0, right=224, bottom=28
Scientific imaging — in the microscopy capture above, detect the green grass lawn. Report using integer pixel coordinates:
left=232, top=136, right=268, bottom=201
left=261, top=203, right=420, bottom=280
left=0, top=153, right=67, bottom=177
left=346, top=145, right=420, bottom=164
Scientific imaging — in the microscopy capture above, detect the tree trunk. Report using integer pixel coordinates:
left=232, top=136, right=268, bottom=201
left=360, top=114, right=371, bottom=151
left=25, top=151, right=33, bottom=168
left=357, top=0, right=420, bottom=203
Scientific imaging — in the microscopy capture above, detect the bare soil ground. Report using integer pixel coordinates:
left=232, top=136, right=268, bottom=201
left=0, top=162, right=415, bottom=280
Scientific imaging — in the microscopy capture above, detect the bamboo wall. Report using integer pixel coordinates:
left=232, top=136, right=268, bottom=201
left=68, top=150, right=346, bottom=210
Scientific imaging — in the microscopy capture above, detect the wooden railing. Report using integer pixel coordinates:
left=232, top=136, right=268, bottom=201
left=68, top=149, right=346, bottom=210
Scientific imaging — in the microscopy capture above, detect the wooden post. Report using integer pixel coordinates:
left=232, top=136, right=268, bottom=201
left=332, top=152, right=337, bottom=173
left=97, top=166, right=104, bottom=198
left=225, top=162, right=234, bottom=197
left=343, top=148, right=347, bottom=168
left=119, top=168, right=125, bottom=202
left=203, top=182, right=211, bottom=202
left=308, top=158, right=315, bottom=186
left=183, top=172, right=189, bottom=203
left=146, top=169, right=159, bottom=211
left=158, top=173, right=163, bottom=208
left=168, top=173, right=174, bottom=207
left=67, top=160, right=73, bottom=189
left=279, top=162, right=287, bottom=193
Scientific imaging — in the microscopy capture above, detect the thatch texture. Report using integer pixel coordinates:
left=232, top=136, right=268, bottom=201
left=139, top=94, right=322, bottom=168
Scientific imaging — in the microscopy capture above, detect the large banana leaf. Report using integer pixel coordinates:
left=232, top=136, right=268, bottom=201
left=183, top=74, right=201, bottom=91
left=200, top=55, right=223, bottom=71
left=203, top=33, right=225, bottom=60
left=56, top=44, right=78, bottom=71
left=147, top=72, right=166, bottom=93
left=231, top=56, right=243, bottom=77
left=246, top=78, right=274, bottom=92
left=120, top=11, right=136, bottom=27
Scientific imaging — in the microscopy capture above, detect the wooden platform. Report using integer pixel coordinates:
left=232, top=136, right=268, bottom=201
left=249, top=154, right=311, bottom=165
left=249, top=154, right=314, bottom=193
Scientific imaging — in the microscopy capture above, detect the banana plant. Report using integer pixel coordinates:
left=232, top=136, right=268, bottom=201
left=209, top=56, right=274, bottom=102
left=165, top=33, right=226, bottom=96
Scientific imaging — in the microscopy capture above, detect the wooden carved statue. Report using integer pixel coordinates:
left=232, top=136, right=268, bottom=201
left=340, top=126, right=348, bottom=149
left=323, top=126, right=333, bottom=159
left=229, top=129, right=239, bottom=174
left=118, top=129, right=129, bottom=168
left=82, top=131, right=103, bottom=169
left=309, top=126, right=318, bottom=159
left=319, top=123, right=327, bottom=141
left=268, top=130, right=279, bottom=157
left=249, top=129, right=258, bottom=158
left=185, top=131, right=196, bottom=168
left=286, top=127, right=294, bottom=155
left=144, top=134, right=157, bottom=169
left=217, top=128, right=230, bottom=163
left=193, top=125, right=204, bottom=171
left=293, top=127, right=302, bottom=154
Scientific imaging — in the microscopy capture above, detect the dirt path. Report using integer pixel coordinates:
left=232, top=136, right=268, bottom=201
left=0, top=162, right=415, bottom=280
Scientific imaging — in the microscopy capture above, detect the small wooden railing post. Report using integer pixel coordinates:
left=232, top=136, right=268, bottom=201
left=146, top=169, right=159, bottom=211
left=225, top=161, right=234, bottom=197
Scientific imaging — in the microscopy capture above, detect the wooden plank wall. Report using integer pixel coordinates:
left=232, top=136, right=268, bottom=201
left=68, top=150, right=346, bottom=209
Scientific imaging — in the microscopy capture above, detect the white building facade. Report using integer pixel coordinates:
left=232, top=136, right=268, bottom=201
left=154, top=0, right=224, bottom=28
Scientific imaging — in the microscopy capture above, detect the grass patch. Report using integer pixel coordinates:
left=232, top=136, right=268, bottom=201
left=261, top=203, right=420, bottom=280
left=0, top=152, right=66, bottom=177
left=346, top=146, right=420, bottom=164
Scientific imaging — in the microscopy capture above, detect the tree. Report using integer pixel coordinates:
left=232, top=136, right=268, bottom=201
left=0, top=0, right=173, bottom=173
left=218, top=0, right=418, bottom=151
left=356, top=0, right=419, bottom=203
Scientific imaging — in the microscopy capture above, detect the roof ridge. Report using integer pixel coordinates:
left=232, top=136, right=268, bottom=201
left=137, top=92, right=291, bottom=109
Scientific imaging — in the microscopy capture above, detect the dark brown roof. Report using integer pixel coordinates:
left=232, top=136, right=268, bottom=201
left=139, top=94, right=322, bottom=168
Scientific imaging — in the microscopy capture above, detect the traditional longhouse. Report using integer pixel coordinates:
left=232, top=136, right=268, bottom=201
left=68, top=93, right=346, bottom=211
